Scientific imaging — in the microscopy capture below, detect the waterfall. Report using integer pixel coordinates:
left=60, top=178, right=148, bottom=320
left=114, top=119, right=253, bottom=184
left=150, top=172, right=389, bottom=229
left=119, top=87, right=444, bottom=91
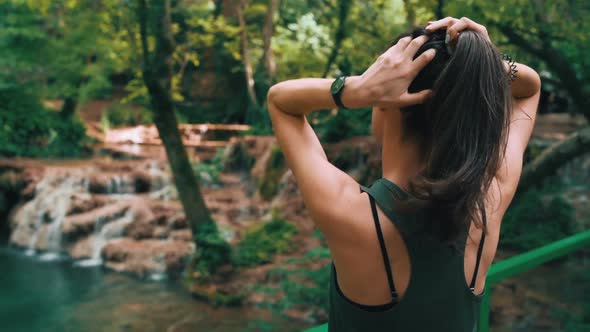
left=8, top=161, right=173, bottom=267
left=14, top=170, right=82, bottom=258
left=75, top=209, right=135, bottom=267
left=147, top=161, right=173, bottom=200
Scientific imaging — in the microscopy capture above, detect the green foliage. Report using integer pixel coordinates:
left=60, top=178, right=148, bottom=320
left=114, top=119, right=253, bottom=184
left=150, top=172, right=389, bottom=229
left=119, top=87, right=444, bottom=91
left=313, top=107, right=372, bottom=143
left=262, top=246, right=332, bottom=320
left=101, top=101, right=153, bottom=129
left=233, top=211, right=298, bottom=267
left=193, top=222, right=232, bottom=278
left=1, top=0, right=127, bottom=103
left=0, top=86, right=88, bottom=158
left=501, top=183, right=576, bottom=251
left=221, top=139, right=256, bottom=172
left=190, top=283, right=246, bottom=307
left=548, top=258, right=590, bottom=332
left=257, top=144, right=286, bottom=200
left=192, top=148, right=225, bottom=186
left=273, top=12, right=333, bottom=79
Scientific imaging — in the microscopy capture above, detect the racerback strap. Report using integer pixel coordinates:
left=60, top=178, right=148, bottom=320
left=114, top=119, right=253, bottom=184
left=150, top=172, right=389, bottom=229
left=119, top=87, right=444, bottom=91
left=367, top=192, right=399, bottom=301
left=469, top=208, right=487, bottom=291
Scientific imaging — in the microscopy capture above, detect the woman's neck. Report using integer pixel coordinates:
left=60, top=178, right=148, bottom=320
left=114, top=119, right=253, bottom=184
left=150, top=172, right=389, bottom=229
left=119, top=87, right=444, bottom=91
left=380, top=112, right=425, bottom=189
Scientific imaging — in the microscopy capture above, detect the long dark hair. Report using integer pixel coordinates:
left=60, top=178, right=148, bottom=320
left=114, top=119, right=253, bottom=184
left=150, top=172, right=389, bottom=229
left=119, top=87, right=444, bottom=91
left=394, top=28, right=512, bottom=242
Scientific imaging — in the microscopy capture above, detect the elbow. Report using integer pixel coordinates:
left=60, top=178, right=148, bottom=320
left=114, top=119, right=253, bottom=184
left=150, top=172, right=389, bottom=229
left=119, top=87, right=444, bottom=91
left=531, top=70, right=541, bottom=94
left=266, top=83, right=283, bottom=109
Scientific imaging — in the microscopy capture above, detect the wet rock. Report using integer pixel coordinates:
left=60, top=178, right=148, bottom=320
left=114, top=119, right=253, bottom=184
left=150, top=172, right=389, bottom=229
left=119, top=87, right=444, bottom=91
left=221, top=136, right=277, bottom=174
left=88, top=174, right=111, bottom=193
left=153, top=226, right=169, bottom=239
left=67, top=194, right=108, bottom=215
left=123, top=202, right=158, bottom=239
left=132, top=170, right=152, bottom=193
left=170, top=229, right=192, bottom=242
left=151, top=204, right=183, bottom=226
left=222, top=137, right=255, bottom=172
left=252, top=143, right=286, bottom=200
left=69, top=236, right=95, bottom=259
left=20, top=168, right=44, bottom=200
left=102, top=239, right=194, bottom=277
left=88, top=173, right=135, bottom=194
left=33, top=225, right=51, bottom=250
left=125, top=221, right=156, bottom=240
left=169, top=214, right=188, bottom=230
left=62, top=201, right=131, bottom=241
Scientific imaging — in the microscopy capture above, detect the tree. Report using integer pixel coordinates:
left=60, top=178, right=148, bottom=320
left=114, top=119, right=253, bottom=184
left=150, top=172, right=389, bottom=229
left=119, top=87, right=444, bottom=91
left=518, top=126, right=590, bottom=194
left=237, top=0, right=259, bottom=112
left=448, top=0, right=590, bottom=191
left=260, top=0, right=280, bottom=82
left=322, top=0, right=352, bottom=77
left=136, top=0, right=230, bottom=274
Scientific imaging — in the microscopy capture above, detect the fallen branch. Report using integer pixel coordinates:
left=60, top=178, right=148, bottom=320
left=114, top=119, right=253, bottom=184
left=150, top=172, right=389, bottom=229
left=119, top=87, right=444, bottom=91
left=518, top=126, right=590, bottom=194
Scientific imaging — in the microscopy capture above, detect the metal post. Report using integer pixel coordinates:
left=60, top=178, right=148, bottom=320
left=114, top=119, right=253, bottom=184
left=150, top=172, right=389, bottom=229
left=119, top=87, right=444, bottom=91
left=478, top=285, right=492, bottom=332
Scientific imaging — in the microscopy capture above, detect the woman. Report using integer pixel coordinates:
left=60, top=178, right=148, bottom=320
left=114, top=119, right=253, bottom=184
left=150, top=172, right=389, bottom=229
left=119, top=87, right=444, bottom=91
left=267, top=17, right=540, bottom=331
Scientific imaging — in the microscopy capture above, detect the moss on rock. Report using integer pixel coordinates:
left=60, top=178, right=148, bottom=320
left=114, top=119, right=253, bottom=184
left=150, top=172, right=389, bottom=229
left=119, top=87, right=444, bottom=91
left=257, top=143, right=286, bottom=200
left=233, top=211, right=298, bottom=267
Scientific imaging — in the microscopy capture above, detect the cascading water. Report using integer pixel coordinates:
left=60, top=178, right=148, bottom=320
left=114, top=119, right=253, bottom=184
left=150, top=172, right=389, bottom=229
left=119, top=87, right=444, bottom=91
left=147, top=161, right=173, bottom=200
left=11, top=170, right=83, bottom=259
left=8, top=162, right=171, bottom=265
left=75, top=209, right=135, bottom=267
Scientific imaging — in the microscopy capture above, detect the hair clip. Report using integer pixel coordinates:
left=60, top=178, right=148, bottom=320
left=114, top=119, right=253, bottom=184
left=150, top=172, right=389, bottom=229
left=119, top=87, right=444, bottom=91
left=502, top=54, right=518, bottom=83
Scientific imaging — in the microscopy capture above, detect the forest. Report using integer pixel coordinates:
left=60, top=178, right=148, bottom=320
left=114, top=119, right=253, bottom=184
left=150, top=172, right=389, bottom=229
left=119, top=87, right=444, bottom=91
left=0, top=0, right=588, bottom=331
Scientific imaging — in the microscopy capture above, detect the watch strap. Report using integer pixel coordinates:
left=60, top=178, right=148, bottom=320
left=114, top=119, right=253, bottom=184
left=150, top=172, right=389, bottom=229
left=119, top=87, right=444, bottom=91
left=331, top=76, right=348, bottom=109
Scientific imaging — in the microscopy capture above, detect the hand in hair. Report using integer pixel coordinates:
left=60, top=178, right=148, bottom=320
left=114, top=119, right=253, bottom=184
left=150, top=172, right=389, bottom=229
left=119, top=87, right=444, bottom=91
left=425, top=17, right=540, bottom=99
left=425, top=17, right=490, bottom=43
left=349, top=35, right=436, bottom=109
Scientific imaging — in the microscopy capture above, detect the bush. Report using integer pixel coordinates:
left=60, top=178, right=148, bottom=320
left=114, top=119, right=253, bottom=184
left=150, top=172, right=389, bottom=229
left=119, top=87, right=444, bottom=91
left=280, top=247, right=331, bottom=315
left=192, top=222, right=232, bottom=278
left=192, top=148, right=224, bottom=186
left=0, top=86, right=89, bottom=158
left=257, top=144, right=286, bottom=200
left=260, top=246, right=332, bottom=321
left=101, top=101, right=152, bottom=130
left=501, top=185, right=576, bottom=251
left=233, top=211, right=298, bottom=267
left=313, top=107, right=372, bottom=143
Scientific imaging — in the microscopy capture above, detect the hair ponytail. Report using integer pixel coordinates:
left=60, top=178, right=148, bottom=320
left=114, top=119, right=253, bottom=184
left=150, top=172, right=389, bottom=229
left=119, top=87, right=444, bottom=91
left=395, top=28, right=512, bottom=242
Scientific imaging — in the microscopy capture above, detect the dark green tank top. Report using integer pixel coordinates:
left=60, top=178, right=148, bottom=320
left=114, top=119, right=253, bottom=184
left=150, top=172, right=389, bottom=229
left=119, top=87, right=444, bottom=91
left=328, top=178, right=484, bottom=332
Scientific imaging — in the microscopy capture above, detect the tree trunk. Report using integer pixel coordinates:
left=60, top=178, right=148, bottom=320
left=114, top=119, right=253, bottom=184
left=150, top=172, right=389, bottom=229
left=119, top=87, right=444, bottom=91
left=137, top=0, right=214, bottom=236
left=518, top=126, right=590, bottom=194
left=213, top=0, right=224, bottom=18
left=495, top=24, right=590, bottom=122
left=260, top=0, right=279, bottom=81
left=322, top=0, right=352, bottom=78
left=435, top=0, right=445, bottom=20
left=60, top=96, right=78, bottom=118
left=403, top=0, right=416, bottom=27
left=237, top=0, right=259, bottom=112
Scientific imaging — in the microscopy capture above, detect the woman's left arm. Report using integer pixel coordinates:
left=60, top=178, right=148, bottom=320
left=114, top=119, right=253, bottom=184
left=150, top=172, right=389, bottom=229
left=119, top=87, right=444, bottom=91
left=266, top=77, right=368, bottom=238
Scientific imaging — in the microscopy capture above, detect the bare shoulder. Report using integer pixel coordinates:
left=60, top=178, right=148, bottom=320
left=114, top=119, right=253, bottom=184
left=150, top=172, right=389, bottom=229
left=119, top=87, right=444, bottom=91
left=312, top=181, right=377, bottom=245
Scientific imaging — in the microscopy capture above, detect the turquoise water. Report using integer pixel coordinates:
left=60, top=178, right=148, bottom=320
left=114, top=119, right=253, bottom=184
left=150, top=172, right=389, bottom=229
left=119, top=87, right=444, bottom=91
left=0, top=246, right=307, bottom=332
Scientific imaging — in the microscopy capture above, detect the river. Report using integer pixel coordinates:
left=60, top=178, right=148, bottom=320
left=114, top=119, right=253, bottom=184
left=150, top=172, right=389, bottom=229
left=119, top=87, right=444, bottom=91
left=0, top=246, right=309, bottom=332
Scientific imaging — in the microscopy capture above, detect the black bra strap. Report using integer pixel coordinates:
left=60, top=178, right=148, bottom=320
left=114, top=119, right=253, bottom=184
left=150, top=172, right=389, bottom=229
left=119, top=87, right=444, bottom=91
left=469, top=211, right=487, bottom=290
left=368, top=193, right=399, bottom=301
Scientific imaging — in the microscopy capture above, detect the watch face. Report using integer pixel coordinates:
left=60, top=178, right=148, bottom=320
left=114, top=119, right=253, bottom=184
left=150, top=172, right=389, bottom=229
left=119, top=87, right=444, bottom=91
left=331, top=77, right=345, bottom=94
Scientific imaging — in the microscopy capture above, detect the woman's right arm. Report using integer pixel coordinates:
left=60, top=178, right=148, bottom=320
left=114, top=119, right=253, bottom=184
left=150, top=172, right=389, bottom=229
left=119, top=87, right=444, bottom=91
left=496, top=63, right=541, bottom=192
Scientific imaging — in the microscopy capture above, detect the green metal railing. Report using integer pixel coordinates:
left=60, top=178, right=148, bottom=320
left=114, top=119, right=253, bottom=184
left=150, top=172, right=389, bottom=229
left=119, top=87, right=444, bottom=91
left=304, top=229, right=590, bottom=332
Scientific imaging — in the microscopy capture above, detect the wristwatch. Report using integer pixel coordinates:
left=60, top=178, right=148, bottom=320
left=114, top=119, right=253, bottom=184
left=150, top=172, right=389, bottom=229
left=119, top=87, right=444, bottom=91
left=330, top=76, right=348, bottom=109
